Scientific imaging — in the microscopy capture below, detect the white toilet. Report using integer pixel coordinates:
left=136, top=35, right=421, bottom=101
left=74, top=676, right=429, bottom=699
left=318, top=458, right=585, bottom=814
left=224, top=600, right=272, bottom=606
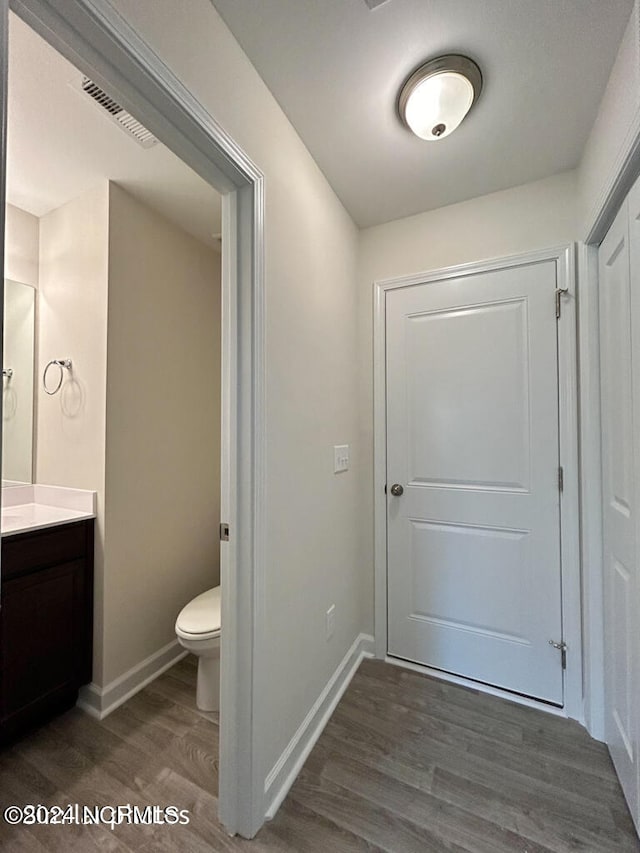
left=175, top=586, right=221, bottom=711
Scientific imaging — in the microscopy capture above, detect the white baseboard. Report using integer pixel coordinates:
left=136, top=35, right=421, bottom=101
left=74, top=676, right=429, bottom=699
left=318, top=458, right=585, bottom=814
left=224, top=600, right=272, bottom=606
left=77, top=639, right=188, bottom=720
left=263, top=632, right=375, bottom=821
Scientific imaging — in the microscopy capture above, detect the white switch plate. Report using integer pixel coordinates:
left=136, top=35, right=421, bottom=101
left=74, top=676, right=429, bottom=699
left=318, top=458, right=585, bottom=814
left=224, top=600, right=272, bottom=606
left=326, top=604, right=336, bottom=640
left=334, top=444, right=349, bottom=473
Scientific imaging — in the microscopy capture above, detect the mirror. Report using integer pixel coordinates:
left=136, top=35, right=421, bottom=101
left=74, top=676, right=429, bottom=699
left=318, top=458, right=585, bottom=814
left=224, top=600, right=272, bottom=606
left=2, top=279, right=35, bottom=486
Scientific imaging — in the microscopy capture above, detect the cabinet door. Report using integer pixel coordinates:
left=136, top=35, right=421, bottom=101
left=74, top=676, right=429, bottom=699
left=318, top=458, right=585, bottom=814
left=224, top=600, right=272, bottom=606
left=0, top=559, right=86, bottom=723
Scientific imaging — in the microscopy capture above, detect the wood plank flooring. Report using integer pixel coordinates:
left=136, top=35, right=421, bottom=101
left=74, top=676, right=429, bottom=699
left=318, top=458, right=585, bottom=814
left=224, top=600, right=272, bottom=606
left=0, top=654, right=637, bottom=852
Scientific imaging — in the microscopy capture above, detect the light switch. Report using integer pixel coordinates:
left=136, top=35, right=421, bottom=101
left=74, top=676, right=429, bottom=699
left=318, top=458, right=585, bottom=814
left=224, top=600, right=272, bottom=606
left=334, top=445, right=349, bottom=473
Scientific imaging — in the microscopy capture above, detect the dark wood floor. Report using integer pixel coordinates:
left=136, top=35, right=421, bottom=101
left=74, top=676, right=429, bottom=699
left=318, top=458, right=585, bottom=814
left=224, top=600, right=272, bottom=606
left=0, top=655, right=637, bottom=852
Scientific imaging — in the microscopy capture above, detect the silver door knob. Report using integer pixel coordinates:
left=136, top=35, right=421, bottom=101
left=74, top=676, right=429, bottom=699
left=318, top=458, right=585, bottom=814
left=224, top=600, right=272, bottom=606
left=390, top=483, right=404, bottom=496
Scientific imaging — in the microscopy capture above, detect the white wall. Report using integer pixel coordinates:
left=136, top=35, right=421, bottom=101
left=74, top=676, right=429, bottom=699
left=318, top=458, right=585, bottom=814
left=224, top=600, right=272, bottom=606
left=109, top=0, right=365, bottom=781
left=103, top=183, right=221, bottom=684
left=358, top=170, right=581, bottom=628
left=5, top=203, right=38, bottom=287
left=360, top=170, right=579, bottom=279
left=36, top=184, right=109, bottom=492
left=579, top=0, right=640, bottom=235
left=37, top=181, right=110, bottom=681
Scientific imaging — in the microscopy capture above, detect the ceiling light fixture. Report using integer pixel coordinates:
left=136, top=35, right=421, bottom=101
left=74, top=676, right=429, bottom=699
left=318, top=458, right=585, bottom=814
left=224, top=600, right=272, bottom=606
left=398, top=54, right=482, bottom=141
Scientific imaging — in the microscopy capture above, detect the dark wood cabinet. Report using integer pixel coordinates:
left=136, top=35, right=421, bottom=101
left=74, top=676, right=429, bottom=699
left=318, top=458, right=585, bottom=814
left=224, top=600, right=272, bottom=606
left=0, top=519, right=94, bottom=742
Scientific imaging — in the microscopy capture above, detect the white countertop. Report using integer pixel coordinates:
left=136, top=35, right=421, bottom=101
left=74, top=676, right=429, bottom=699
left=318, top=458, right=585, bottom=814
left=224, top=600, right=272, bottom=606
left=1, top=485, right=96, bottom=537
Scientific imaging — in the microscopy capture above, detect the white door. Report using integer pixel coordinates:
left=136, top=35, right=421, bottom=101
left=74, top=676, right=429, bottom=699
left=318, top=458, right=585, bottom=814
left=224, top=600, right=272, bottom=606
left=630, top=177, right=640, bottom=830
left=386, top=260, right=564, bottom=704
left=600, top=191, right=639, bottom=821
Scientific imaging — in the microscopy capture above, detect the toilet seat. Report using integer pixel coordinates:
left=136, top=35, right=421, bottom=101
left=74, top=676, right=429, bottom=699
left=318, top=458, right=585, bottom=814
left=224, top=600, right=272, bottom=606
left=175, top=586, right=221, bottom=640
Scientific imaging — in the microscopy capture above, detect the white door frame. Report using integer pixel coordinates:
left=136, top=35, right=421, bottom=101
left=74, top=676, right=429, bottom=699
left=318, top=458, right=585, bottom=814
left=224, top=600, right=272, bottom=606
left=3, top=0, right=267, bottom=838
left=373, top=244, right=583, bottom=722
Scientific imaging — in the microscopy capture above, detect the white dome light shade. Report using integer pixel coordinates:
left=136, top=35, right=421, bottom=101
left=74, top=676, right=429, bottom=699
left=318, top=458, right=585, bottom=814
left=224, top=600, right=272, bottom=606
left=399, top=55, right=482, bottom=141
left=404, top=72, right=473, bottom=140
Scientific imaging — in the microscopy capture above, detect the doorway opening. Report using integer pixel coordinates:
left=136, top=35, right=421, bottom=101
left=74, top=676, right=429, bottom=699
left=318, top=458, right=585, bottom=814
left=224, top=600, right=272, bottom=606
left=1, top=0, right=266, bottom=838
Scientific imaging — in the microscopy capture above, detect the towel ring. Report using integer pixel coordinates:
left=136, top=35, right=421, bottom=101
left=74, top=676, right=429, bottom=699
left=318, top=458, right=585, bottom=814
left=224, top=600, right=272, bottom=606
left=2, top=368, right=13, bottom=380
left=43, top=359, right=72, bottom=396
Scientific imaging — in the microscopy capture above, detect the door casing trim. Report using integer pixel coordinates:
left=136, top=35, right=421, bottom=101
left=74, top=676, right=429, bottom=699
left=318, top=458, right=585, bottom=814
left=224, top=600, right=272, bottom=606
left=373, top=244, right=583, bottom=723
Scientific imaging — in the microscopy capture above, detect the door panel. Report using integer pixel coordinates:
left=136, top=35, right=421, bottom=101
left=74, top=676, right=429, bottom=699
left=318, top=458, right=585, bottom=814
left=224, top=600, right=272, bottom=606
left=629, top=176, right=640, bottom=830
left=386, top=261, right=564, bottom=704
left=599, top=195, right=638, bottom=820
left=405, top=299, right=530, bottom=491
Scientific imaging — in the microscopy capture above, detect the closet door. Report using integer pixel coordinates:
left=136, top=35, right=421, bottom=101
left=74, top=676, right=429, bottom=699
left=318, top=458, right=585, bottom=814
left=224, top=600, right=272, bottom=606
left=385, top=262, right=563, bottom=703
left=599, top=188, right=639, bottom=828
left=628, top=174, right=640, bottom=829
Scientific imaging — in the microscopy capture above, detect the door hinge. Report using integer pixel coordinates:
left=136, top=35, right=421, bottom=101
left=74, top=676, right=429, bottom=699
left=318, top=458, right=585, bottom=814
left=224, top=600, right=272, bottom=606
left=555, top=287, right=569, bottom=319
left=220, top=523, right=229, bottom=541
left=549, top=639, right=567, bottom=669
left=558, top=466, right=564, bottom=492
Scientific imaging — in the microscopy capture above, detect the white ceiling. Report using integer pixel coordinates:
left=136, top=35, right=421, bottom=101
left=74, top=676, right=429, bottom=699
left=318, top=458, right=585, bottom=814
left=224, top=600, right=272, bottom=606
left=7, top=13, right=222, bottom=249
left=212, top=0, right=634, bottom=228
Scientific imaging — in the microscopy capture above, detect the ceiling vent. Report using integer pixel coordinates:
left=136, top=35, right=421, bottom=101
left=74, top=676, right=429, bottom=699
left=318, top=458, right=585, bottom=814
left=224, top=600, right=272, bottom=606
left=75, top=76, right=158, bottom=149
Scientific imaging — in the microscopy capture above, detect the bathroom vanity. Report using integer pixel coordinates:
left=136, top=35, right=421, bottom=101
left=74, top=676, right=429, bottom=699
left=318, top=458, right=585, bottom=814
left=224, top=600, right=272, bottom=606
left=0, top=486, right=95, bottom=742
